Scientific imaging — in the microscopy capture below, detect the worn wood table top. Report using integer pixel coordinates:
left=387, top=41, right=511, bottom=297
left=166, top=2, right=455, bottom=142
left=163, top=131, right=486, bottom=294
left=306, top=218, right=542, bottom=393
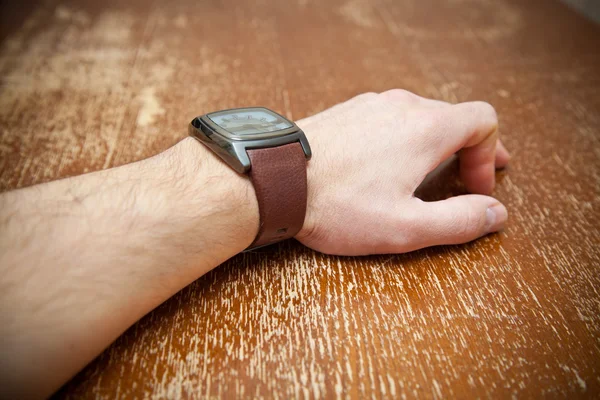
left=1, top=0, right=599, bottom=398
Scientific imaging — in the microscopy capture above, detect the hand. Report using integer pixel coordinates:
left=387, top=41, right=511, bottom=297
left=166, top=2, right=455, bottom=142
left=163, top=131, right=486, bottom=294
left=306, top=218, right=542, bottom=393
left=295, top=90, right=510, bottom=255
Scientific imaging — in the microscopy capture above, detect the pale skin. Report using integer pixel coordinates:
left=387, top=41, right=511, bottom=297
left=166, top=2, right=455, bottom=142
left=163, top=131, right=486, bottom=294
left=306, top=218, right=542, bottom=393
left=0, top=90, right=509, bottom=398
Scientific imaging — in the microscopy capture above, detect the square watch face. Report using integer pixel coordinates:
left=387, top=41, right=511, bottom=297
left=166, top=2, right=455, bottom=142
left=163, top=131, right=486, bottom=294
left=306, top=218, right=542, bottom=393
left=207, top=108, right=293, bottom=136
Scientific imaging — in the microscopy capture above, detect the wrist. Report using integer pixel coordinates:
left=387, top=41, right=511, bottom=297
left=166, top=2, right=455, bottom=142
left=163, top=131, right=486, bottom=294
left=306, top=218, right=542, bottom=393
left=149, top=137, right=259, bottom=259
left=294, top=118, right=320, bottom=243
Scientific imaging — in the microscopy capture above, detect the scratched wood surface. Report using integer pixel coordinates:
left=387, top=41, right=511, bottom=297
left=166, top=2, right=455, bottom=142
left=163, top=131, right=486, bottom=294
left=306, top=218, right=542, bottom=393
left=1, top=0, right=599, bottom=398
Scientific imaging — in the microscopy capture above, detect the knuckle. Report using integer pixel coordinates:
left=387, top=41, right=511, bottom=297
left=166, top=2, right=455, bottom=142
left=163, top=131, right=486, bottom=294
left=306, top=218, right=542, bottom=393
left=457, top=201, right=486, bottom=239
left=380, top=89, right=417, bottom=103
left=472, top=101, right=498, bottom=123
left=353, top=92, right=378, bottom=104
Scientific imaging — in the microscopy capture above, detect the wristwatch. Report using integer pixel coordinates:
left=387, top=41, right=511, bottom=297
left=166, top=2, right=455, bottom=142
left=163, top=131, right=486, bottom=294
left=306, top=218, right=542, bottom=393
left=189, top=107, right=311, bottom=250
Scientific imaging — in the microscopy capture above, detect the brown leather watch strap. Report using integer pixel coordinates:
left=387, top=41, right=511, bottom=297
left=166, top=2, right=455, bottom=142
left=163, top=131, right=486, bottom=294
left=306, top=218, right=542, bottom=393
left=247, top=142, right=307, bottom=249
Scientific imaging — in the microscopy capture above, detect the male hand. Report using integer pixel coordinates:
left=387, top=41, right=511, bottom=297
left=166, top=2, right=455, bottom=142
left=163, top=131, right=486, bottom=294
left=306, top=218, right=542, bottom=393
left=0, top=90, right=510, bottom=396
left=296, top=90, right=510, bottom=255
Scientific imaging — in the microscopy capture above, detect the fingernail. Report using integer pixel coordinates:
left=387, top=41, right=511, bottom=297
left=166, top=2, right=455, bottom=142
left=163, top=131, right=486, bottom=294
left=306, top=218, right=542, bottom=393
left=485, top=203, right=508, bottom=233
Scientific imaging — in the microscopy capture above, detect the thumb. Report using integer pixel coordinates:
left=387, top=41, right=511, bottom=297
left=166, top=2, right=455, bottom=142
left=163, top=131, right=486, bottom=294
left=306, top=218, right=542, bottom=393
left=410, top=195, right=508, bottom=248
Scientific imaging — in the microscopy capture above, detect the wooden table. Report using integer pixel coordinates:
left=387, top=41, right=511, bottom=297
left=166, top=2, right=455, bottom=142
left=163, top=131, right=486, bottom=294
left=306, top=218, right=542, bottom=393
left=1, top=0, right=599, bottom=398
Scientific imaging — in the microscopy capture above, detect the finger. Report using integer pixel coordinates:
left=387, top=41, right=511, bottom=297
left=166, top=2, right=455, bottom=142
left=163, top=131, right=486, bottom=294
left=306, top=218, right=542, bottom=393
left=427, top=101, right=499, bottom=194
left=407, top=196, right=508, bottom=249
left=495, top=140, right=510, bottom=168
left=435, top=139, right=509, bottom=172
left=458, top=133, right=497, bottom=194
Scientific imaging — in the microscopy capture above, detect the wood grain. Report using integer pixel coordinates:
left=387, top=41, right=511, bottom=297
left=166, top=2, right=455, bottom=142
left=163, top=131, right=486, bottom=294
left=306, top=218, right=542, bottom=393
left=1, top=0, right=599, bottom=398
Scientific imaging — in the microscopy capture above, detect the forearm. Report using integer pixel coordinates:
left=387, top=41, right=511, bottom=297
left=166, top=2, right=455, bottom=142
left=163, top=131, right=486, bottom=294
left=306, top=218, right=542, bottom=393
left=0, top=137, right=258, bottom=398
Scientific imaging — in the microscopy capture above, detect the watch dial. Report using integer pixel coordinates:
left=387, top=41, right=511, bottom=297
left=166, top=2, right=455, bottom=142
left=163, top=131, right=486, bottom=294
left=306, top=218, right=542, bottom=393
left=208, top=109, right=293, bottom=136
